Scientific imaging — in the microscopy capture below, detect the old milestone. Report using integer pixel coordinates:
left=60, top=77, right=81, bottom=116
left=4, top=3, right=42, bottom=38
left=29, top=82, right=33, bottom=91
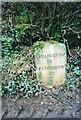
left=34, top=42, right=67, bottom=88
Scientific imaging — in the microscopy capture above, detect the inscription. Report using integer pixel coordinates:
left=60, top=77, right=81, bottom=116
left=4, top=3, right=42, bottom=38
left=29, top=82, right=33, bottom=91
left=35, top=42, right=66, bottom=87
left=49, top=71, right=54, bottom=75
left=47, top=58, right=52, bottom=65
left=36, top=52, right=66, bottom=58
left=48, top=76, right=53, bottom=85
left=38, top=65, right=65, bottom=70
left=48, top=70, right=54, bottom=84
left=47, top=57, right=53, bottom=84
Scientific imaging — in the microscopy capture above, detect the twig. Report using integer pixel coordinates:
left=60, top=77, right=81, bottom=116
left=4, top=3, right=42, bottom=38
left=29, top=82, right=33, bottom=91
left=62, top=30, right=72, bottom=57
left=62, top=30, right=66, bottom=44
left=27, top=62, right=36, bottom=71
left=62, top=26, right=81, bottom=34
left=66, top=40, right=72, bottom=57
left=68, top=26, right=81, bottom=34
left=64, top=8, right=81, bottom=25
left=73, top=8, right=81, bottom=15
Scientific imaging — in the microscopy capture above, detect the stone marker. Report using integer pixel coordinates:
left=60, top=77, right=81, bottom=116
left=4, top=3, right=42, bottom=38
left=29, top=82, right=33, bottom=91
left=34, top=41, right=67, bottom=88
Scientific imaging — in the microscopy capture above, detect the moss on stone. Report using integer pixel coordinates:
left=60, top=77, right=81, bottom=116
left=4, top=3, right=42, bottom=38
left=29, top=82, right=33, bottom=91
left=47, top=40, right=59, bottom=44
left=33, top=40, right=59, bottom=51
left=33, top=41, right=45, bottom=51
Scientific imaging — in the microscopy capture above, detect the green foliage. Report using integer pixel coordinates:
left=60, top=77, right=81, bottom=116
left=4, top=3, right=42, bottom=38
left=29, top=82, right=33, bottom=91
left=33, top=40, right=58, bottom=51
left=1, top=2, right=81, bottom=99
left=1, top=36, right=14, bottom=57
left=2, top=2, right=81, bottom=47
left=33, top=41, right=45, bottom=50
left=2, top=48, right=46, bottom=99
left=2, top=46, right=80, bottom=98
left=47, top=40, right=59, bottom=44
left=64, top=56, right=80, bottom=93
left=54, top=33, right=61, bottom=42
left=2, top=75, right=46, bottom=98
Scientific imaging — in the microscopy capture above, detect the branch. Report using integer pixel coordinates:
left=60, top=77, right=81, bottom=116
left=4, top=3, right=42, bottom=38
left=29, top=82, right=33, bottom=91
left=68, top=26, right=81, bottom=34
left=62, top=26, right=81, bottom=34
left=27, top=62, right=36, bottom=71
left=65, top=8, right=81, bottom=25
left=62, top=30, right=72, bottom=57
left=40, top=27, right=54, bottom=40
left=73, top=8, right=81, bottom=15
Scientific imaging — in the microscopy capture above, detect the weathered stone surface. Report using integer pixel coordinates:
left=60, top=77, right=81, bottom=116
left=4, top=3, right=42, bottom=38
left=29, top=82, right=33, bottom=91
left=34, top=42, right=67, bottom=88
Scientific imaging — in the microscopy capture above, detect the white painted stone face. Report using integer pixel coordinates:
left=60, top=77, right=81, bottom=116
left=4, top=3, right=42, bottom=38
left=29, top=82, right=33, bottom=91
left=34, top=42, right=67, bottom=88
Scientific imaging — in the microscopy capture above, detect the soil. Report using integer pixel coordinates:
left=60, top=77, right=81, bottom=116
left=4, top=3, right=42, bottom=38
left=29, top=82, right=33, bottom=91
left=2, top=86, right=80, bottom=119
